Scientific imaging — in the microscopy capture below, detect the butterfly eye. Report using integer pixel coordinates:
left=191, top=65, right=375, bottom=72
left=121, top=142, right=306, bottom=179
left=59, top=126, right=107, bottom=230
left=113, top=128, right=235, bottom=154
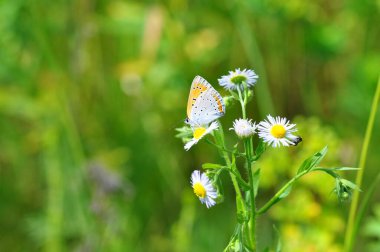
left=184, top=118, right=190, bottom=124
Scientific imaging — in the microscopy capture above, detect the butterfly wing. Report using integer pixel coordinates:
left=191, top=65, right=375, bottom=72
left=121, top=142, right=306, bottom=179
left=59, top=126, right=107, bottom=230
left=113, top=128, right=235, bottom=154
left=187, top=76, right=210, bottom=120
left=187, top=76, right=225, bottom=126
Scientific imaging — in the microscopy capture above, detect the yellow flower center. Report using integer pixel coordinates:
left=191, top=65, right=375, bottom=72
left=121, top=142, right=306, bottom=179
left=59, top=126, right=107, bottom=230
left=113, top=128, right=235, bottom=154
left=193, top=182, right=206, bottom=198
left=193, top=127, right=206, bottom=139
left=270, top=124, right=286, bottom=138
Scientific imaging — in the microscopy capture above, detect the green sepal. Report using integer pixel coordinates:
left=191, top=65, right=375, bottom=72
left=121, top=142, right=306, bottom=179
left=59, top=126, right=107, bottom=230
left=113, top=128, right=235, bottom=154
left=175, top=126, right=192, bottom=139
left=223, top=96, right=236, bottom=108
left=340, top=178, right=361, bottom=191
left=334, top=177, right=361, bottom=202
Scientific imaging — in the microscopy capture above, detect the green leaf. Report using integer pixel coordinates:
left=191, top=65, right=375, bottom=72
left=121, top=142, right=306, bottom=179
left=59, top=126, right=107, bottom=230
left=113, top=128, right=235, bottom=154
left=229, top=90, right=240, bottom=100
left=269, top=185, right=293, bottom=207
left=330, top=167, right=360, bottom=171
left=279, top=185, right=292, bottom=199
left=340, top=178, right=361, bottom=191
left=202, top=163, right=223, bottom=169
left=253, top=168, right=260, bottom=198
left=215, top=178, right=225, bottom=204
left=297, top=146, right=328, bottom=174
left=253, top=140, right=266, bottom=161
left=273, top=225, right=282, bottom=252
left=236, top=195, right=249, bottom=223
left=314, top=167, right=339, bottom=178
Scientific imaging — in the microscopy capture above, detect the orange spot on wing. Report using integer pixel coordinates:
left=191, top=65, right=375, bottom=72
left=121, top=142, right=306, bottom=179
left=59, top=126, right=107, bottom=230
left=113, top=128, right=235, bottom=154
left=213, top=94, right=224, bottom=113
left=187, top=83, right=209, bottom=116
left=191, top=83, right=208, bottom=100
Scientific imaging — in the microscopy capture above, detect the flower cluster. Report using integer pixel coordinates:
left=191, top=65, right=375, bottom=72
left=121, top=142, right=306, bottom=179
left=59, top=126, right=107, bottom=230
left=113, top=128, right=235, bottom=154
left=176, top=67, right=358, bottom=251
left=181, top=68, right=302, bottom=208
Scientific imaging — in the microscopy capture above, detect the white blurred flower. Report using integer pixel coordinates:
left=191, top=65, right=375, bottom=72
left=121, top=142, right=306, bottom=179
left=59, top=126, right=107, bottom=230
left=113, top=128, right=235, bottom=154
left=230, top=118, right=257, bottom=138
left=218, top=68, right=258, bottom=91
left=191, top=170, right=217, bottom=208
left=184, top=121, right=219, bottom=151
left=257, top=115, right=298, bottom=147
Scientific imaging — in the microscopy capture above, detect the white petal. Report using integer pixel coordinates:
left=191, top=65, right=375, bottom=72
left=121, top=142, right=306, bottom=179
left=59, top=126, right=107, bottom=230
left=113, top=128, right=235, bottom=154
left=191, top=170, right=201, bottom=185
left=207, top=121, right=219, bottom=132
left=184, top=139, right=198, bottom=151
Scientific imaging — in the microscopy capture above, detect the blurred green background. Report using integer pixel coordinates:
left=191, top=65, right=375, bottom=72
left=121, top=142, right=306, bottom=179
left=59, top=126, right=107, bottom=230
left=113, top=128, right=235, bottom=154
left=0, top=0, right=379, bottom=251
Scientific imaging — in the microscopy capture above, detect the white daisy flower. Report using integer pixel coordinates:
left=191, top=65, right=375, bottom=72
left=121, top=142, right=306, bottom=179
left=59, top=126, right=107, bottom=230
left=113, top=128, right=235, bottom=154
left=218, top=68, right=258, bottom=91
left=230, top=118, right=257, bottom=138
left=191, top=170, right=217, bottom=208
left=257, top=115, right=298, bottom=147
left=184, top=121, right=219, bottom=151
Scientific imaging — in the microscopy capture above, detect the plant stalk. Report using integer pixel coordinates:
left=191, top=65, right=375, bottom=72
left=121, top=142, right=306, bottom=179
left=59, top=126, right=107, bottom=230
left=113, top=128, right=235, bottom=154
left=237, top=87, right=247, bottom=119
left=214, top=124, right=246, bottom=214
left=245, top=139, right=256, bottom=250
left=257, top=170, right=308, bottom=215
left=238, top=83, right=256, bottom=250
left=344, top=75, right=380, bottom=252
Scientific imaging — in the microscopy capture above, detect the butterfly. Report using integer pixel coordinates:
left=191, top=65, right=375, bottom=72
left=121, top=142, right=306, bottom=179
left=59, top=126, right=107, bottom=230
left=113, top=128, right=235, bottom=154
left=185, top=76, right=225, bottom=127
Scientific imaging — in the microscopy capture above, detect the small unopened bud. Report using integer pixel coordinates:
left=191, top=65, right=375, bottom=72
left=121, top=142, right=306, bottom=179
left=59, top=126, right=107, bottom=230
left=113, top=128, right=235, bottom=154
left=334, top=178, right=359, bottom=202
left=223, top=95, right=235, bottom=108
left=230, top=118, right=257, bottom=138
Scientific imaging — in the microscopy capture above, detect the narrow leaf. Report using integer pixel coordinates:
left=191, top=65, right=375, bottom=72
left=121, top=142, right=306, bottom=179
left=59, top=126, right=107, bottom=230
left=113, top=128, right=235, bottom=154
left=340, top=178, right=361, bottom=191
left=253, top=140, right=266, bottom=161
left=297, top=146, right=328, bottom=174
left=229, top=90, right=240, bottom=100
left=236, top=195, right=248, bottom=223
left=273, top=225, right=282, bottom=252
left=331, top=167, right=360, bottom=171
left=270, top=185, right=293, bottom=207
left=253, top=168, right=261, bottom=198
left=230, top=170, right=250, bottom=191
left=279, top=185, right=292, bottom=199
left=202, top=163, right=223, bottom=169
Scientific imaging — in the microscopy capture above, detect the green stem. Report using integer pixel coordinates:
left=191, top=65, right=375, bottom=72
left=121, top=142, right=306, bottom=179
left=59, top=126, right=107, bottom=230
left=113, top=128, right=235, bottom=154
left=354, top=172, right=380, bottom=239
left=44, top=128, right=63, bottom=252
left=344, top=75, right=380, bottom=252
left=237, top=87, right=246, bottom=119
left=205, top=139, right=246, bottom=157
left=214, top=124, right=246, bottom=213
left=245, top=139, right=256, bottom=250
left=230, top=169, right=251, bottom=190
left=257, top=170, right=308, bottom=215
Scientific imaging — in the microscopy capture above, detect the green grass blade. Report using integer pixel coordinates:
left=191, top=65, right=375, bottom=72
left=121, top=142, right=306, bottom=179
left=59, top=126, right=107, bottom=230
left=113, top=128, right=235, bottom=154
left=344, top=75, right=380, bottom=252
